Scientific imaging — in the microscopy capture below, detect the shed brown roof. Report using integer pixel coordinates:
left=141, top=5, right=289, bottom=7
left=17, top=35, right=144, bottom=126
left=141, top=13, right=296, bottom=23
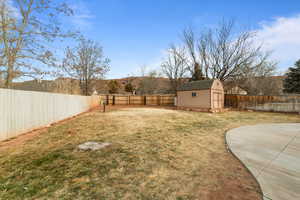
left=178, top=80, right=214, bottom=91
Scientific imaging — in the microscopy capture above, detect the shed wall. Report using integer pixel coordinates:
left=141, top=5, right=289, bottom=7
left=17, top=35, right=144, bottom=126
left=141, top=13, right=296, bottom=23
left=177, top=90, right=211, bottom=108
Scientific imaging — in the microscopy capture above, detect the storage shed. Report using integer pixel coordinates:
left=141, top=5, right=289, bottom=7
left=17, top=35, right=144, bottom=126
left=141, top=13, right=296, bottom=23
left=177, top=79, right=224, bottom=112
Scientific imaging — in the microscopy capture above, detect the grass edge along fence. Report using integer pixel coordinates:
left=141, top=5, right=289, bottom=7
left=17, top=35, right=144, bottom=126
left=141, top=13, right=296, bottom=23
left=99, top=94, right=175, bottom=106
left=0, top=88, right=100, bottom=142
left=225, top=94, right=300, bottom=113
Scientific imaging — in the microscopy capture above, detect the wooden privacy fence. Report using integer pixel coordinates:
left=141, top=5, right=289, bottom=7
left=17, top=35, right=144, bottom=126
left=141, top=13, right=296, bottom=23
left=225, top=94, right=300, bottom=113
left=99, top=95, right=175, bottom=106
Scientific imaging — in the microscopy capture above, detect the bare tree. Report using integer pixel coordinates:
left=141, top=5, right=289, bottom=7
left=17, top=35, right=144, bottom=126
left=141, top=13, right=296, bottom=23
left=0, top=0, right=74, bottom=88
left=61, top=38, right=110, bottom=96
left=183, top=28, right=204, bottom=80
left=182, top=20, right=276, bottom=81
left=238, top=61, right=281, bottom=95
left=161, top=45, right=188, bottom=93
left=137, top=67, right=161, bottom=95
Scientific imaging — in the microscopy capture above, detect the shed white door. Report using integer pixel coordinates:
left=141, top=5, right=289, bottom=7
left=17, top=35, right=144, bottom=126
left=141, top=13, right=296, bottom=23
left=213, top=92, right=222, bottom=108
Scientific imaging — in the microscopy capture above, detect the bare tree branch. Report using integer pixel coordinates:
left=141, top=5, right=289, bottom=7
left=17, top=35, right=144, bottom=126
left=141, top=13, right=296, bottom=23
left=0, top=0, right=75, bottom=88
left=181, top=19, right=277, bottom=82
left=182, top=27, right=204, bottom=80
left=61, top=37, right=110, bottom=96
left=161, top=45, right=188, bottom=93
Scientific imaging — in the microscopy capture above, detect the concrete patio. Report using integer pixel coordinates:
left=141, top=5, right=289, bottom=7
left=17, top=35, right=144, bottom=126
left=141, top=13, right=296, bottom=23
left=226, top=123, right=300, bottom=200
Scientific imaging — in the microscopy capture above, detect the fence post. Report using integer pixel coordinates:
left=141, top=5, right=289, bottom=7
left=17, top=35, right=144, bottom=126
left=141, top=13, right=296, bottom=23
left=157, top=96, right=160, bottom=106
left=113, top=95, right=115, bottom=105
left=144, top=96, right=146, bottom=105
left=128, top=95, right=130, bottom=105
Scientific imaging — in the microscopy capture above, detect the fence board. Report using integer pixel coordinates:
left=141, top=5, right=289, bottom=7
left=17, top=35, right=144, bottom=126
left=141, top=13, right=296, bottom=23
left=225, top=94, right=300, bottom=113
left=99, top=95, right=175, bottom=106
left=0, top=89, right=99, bottom=141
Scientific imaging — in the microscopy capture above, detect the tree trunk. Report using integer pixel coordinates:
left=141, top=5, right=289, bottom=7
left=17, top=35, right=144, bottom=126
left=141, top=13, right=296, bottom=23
left=5, top=64, right=13, bottom=89
left=85, top=79, right=88, bottom=96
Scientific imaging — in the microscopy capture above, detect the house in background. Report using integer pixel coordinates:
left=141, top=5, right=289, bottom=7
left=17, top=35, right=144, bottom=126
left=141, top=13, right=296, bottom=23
left=225, top=85, right=248, bottom=95
left=224, top=76, right=286, bottom=96
left=177, top=79, right=224, bottom=112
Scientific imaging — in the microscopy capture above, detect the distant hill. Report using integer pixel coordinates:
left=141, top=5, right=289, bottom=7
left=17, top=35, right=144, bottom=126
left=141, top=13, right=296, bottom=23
left=11, top=78, right=81, bottom=95
left=7, top=76, right=174, bottom=95
left=95, top=76, right=174, bottom=94
left=6, top=75, right=286, bottom=96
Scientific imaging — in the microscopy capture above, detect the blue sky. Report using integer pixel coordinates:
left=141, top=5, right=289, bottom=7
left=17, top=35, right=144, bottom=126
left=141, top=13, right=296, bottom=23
left=66, top=0, right=300, bottom=78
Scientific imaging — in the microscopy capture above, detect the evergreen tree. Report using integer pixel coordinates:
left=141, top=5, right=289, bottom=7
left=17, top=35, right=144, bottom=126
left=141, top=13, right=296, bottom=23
left=125, top=82, right=135, bottom=93
left=107, top=80, right=120, bottom=94
left=283, top=60, right=300, bottom=94
left=190, top=63, right=204, bottom=81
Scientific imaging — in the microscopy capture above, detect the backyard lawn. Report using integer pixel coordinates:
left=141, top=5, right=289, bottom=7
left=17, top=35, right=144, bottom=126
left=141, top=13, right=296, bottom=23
left=0, top=107, right=299, bottom=200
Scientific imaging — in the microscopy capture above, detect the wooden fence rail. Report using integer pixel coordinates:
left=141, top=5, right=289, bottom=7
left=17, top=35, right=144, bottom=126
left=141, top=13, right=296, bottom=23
left=100, top=94, right=300, bottom=113
left=225, top=94, right=300, bottom=113
left=99, top=95, right=175, bottom=106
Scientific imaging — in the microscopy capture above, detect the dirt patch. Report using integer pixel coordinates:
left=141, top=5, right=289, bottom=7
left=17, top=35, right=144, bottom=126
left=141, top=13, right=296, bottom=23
left=0, top=128, right=47, bottom=151
left=0, top=107, right=99, bottom=151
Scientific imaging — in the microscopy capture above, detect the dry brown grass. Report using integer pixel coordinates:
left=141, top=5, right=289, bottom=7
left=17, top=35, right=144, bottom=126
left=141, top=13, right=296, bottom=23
left=0, top=107, right=299, bottom=200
